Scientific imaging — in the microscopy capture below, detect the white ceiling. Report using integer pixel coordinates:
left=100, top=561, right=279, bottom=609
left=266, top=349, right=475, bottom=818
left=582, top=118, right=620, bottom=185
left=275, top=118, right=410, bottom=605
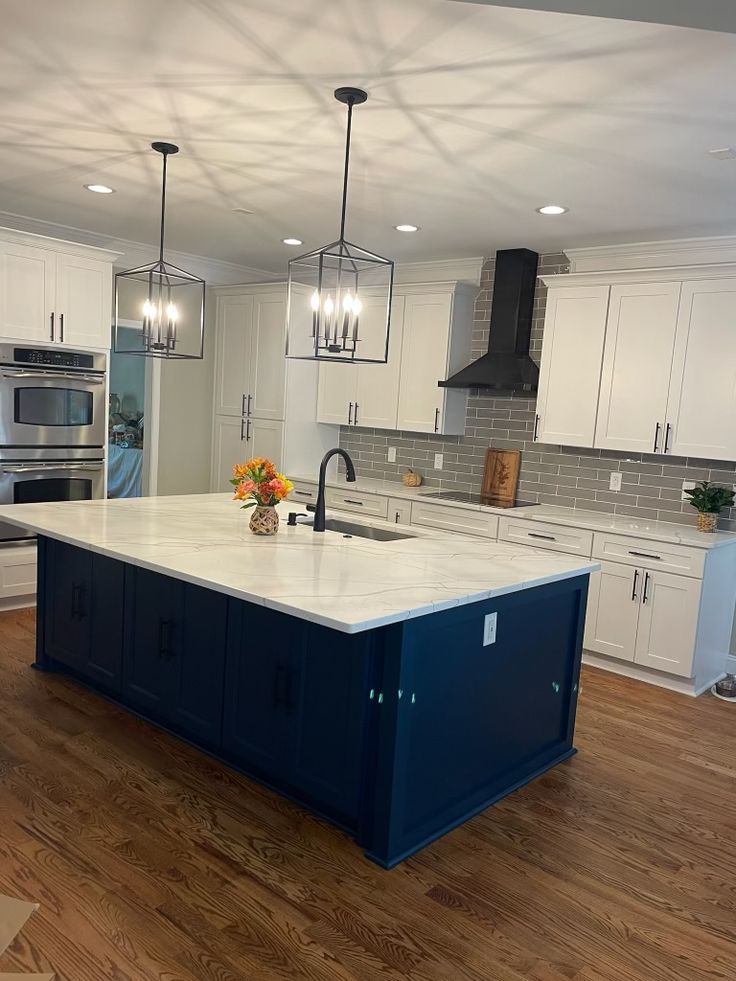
left=2, top=0, right=736, bottom=271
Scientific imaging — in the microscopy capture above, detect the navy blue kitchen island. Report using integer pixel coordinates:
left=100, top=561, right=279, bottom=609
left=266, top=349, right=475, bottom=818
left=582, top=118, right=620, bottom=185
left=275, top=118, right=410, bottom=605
left=32, top=527, right=590, bottom=868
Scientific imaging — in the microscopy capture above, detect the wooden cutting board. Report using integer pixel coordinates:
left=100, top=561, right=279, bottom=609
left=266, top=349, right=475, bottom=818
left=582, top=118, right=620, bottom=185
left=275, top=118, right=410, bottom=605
left=480, top=449, right=521, bottom=507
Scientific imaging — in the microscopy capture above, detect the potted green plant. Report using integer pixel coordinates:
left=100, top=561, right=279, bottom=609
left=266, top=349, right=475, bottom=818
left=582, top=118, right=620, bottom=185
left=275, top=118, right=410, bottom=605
left=683, top=480, right=735, bottom=533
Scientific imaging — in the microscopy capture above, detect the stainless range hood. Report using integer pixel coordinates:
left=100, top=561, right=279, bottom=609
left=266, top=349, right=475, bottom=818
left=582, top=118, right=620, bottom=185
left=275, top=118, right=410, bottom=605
left=439, top=248, right=539, bottom=393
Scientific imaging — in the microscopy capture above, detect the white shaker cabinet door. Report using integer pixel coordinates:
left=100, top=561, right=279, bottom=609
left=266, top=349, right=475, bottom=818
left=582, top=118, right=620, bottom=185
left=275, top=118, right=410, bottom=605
left=634, top=570, right=700, bottom=678
left=56, top=254, right=112, bottom=348
left=397, top=292, right=453, bottom=434
left=354, top=295, right=404, bottom=430
left=0, top=241, right=56, bottom=343
left=583, top=561, right=639, bottom=662
left=535, top=286, right=609, bottom=447
left=249, top=291, right=287, bottom=421
left=214, top=294, right=253, bottom=417
left=665, top=278, right=736, bottom=462
left=247, top=417, right=284, bottom=465
left=317, top=362, right=357, bottom=426
left=211, top=415, right=247, bottom=492
left=594, top=282, right=681, bottom=453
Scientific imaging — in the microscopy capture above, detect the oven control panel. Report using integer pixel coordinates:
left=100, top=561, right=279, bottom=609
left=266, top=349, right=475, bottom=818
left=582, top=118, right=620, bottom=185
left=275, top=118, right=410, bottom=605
left=12, top=347, right=96, bottom=369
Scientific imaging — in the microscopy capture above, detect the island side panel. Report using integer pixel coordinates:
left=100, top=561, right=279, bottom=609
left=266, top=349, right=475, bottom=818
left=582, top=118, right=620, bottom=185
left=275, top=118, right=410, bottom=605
left=365, top=575, right=589, bottom=868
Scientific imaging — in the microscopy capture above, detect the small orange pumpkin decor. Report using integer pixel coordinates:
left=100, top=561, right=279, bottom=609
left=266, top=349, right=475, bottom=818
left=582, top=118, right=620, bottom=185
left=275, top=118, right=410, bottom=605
left=402, top=469, right=423, bottom=487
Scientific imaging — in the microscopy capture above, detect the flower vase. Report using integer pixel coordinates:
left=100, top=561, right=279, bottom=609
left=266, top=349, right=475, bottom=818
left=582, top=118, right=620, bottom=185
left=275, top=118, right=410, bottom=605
left=696, top=512, right=718, bottom=533
left=249, top=505, right=279, bottom=536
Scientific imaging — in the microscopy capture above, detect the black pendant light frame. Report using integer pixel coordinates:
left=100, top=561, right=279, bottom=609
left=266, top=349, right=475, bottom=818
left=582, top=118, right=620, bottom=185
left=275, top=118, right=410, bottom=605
left=285, top=87, right=394, bottom=364
left=114, top=141, right=206, bottom=360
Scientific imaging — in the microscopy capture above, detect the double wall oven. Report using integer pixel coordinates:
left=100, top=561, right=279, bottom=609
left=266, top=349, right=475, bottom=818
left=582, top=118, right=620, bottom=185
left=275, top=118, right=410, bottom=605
left=0, top=344, right=107, bottom=542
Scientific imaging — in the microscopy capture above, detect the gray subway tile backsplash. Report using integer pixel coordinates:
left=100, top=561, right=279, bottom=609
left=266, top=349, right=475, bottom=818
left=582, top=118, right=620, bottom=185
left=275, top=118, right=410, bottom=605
left=338, top=253, right=736, bottom=530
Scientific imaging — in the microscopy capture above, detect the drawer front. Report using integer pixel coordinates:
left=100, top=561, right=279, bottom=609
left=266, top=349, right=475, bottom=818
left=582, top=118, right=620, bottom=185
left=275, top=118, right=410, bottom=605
left=0, top=543, right=37, bottom=598
left=410, top=501, right=499, bottom=539
left=592, top=532, right=705, bottom=578
left=498, top=517, right=593, bottom=557
left=388, top=498, right=412, bottom=525
left=291, top=481, right=318, bottom=506
left=325, top=488, right=389, bottom=518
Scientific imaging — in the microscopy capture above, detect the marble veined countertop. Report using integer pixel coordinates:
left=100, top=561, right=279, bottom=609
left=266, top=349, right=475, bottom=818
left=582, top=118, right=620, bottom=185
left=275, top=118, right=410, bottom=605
left=291, top=473, right=736, bottom=550
left=0, top=494, right=598, bottom=633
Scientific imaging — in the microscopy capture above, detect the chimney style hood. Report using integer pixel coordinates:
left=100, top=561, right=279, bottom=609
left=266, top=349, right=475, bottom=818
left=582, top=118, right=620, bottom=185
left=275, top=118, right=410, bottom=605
left=440, top=248, right=539, bottom=393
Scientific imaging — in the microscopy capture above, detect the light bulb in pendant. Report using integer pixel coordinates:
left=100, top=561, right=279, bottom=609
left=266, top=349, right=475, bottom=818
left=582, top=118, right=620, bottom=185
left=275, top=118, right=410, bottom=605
left=342, top=292, right=354, bottom=312
left=166, top=302, right=178, bottom=322
left=352, top=297, right=362, bottom=316
left=324, top=295, right=334, bottom=316
left=142, top=298, right=155, bottom=319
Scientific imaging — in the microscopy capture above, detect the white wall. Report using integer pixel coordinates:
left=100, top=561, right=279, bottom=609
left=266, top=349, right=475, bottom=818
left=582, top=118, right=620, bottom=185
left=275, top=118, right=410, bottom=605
left=153, top=289, right=217, bottom=496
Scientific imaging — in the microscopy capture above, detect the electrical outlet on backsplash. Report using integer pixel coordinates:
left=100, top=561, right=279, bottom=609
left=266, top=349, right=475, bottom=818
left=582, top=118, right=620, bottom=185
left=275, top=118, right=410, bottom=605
left=338, top=252, right=736, bottom=532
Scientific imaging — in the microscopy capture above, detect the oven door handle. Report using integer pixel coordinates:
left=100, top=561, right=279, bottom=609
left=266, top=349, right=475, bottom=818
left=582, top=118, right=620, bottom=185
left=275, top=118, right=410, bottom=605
left=1, top=369, right=106, bottom=383
left=2, top=463, right=104, bottom=473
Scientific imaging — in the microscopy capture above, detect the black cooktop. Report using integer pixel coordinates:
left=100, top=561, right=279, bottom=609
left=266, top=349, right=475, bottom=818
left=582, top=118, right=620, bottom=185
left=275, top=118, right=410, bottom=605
left=422, top=490, right=539, bottom=509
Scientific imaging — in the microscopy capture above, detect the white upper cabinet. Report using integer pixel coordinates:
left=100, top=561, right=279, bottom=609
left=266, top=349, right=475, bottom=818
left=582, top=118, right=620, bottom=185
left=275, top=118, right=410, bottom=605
left=249, top=291, right=287, bottom=421
left=317, top=294, right=405, bottom=430
left=317, top=283, right=474, bottom=435
left=213, top=290, right=286, bottom=420
left=56, top=253, right=112, bottom=348
left=396, top=285, right=474, bottom=435
left=0, top=241, right=56, bottom=344
left=594, top=282, right=681, bottom=453
left=214, top=294, right=253, bottom=417
left=0, top=230, right=116, bottom=349
left=665, top=278, right=736, bottom=461
left=535, top=285, right=609, bottom=447
left=354, top=294, right=404, bottom=430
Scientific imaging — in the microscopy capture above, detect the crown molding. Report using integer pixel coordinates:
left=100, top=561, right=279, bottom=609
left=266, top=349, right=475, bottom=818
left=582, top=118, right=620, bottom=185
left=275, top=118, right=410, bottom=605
left=393, top=256, right=484, bottom=286
left=0, top=211, right=275, bottom=285
left=542, top=261, right=736, bottom=288
left=565, top=236, right=736, bottom=272
left=0, top=224, right=121, bottom=262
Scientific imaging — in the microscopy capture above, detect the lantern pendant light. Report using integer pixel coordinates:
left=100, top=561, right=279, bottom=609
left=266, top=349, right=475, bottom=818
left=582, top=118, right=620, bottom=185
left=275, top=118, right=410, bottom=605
left=114, top=142, right=205, bottom=359
left=285, top=87, right=394, bottom=364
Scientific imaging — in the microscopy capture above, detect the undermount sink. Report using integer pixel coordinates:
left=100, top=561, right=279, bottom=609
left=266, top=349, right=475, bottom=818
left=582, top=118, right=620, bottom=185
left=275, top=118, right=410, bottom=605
left=308, top=517, right=416, bottom=542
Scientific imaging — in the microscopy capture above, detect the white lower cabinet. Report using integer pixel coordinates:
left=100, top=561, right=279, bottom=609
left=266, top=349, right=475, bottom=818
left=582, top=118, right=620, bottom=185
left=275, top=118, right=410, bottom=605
left=634, top=570, right=701, bottom=676
left=0, top=542, right=37, bottom=609
left=585, top=559, right=701, bottom=678
left=410, top=501, right=498, bottom=538
left=211, top=415, right=285, bottom=492
left=388, top=498, right=412, bottom=525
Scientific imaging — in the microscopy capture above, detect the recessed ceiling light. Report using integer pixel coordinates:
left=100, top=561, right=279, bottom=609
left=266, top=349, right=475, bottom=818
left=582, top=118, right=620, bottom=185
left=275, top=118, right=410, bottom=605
left=395, top=223, right=419, bottom=232
left=282, top=237, right=303, bottom=246
left=536, top=204, right=568, bottom=215
left=84, top=183, right=115, bottom=194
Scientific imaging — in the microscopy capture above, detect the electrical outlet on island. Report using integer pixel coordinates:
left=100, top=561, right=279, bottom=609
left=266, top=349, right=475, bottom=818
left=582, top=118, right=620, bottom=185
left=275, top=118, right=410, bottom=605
left=609, top=472, right=623, bottom=492
left=434, top=453, right=443, bottom=470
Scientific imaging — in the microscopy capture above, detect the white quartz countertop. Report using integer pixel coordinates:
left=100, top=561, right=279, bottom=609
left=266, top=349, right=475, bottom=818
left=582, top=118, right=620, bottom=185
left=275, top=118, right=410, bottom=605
left=292, top=473, right=736, bottom=550
left=0, top=494, right=598, bottom=634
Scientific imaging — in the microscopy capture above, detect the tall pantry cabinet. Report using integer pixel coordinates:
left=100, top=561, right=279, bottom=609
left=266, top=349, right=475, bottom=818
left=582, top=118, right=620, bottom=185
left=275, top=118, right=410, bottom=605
left=210, top=283, right=338, bottom=490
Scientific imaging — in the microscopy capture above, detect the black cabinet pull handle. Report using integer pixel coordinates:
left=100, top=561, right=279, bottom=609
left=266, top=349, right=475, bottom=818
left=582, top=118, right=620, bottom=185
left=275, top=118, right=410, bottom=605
left=50, top=312, right=55, bottom=341
left=664, top=423, right=672, bottom=454
left=348, top=402, right=353, bottom=425
left=240, top=418, right=246, bottom=441
left=273, top=663, right=288, bottom=709
left=241, top=393, right=247, bottom=416
left=434, top=407, right=440, bottom=433
left=533, top=414, right=540, bottom=441
left=631, top=568, right=639, bottom=601
left=653, top=422, right=661, bottom=453
left=158, top=618, right=175, bottom=658
left=59, top=313, right=65, bottom=342
left=354, top=403, right=359, bottom=426
left=343, top=499, right=364, bottom=506
left=628, top=550, right=661, bottom=561
left=246, top=418, right=252, bottom=441
left=294, top=490, right=313, bottom=498
left=247, top=393, right=252, bottom=416
left=76, top=584, right=87, bottom=621
left=528, top=532, right=556, bottom=541
left=642, top=571, right=651, bottom=605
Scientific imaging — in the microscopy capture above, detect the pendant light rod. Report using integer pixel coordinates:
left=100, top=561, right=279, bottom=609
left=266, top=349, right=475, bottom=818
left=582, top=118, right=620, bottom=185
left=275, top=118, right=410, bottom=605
left=151, top=141, right=179, bottom=264
left=334, top=88, right=367, bottom=242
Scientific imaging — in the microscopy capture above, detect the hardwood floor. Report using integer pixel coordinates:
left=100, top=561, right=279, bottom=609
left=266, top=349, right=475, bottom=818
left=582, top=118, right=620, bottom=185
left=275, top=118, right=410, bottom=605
left=1, top=607, right=735, bottom=981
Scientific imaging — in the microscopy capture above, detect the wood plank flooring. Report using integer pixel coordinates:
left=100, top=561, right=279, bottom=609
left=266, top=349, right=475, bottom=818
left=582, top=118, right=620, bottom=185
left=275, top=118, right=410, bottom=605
left=1, top=606, right=735, bottom=980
